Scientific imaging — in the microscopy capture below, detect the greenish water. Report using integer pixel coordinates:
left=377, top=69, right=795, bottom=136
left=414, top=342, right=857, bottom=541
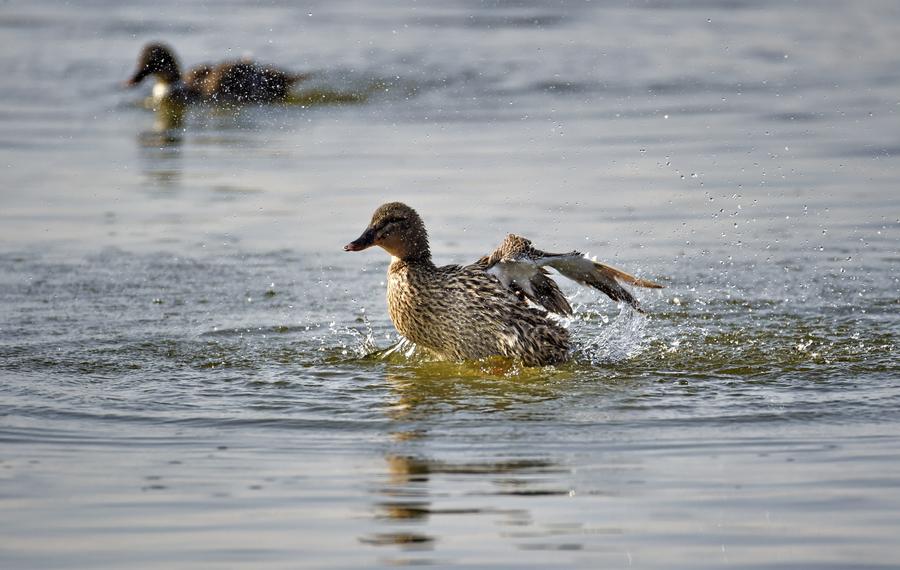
left=1, top=1, right=899, bottom=568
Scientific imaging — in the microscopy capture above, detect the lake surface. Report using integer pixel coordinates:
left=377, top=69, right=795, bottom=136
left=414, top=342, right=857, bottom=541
left=1, top=1, right=899, bottom=568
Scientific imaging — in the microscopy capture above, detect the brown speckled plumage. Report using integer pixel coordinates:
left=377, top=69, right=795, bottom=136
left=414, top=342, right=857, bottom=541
left=345, top=203, right=663, bottom=366
left=386, top=258, right=570, bottom=366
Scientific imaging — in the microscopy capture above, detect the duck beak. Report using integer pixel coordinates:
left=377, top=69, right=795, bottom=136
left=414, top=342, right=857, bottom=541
left=125, top=68, right=149, bottom=87
left=344, top=227, right=376, bottom=252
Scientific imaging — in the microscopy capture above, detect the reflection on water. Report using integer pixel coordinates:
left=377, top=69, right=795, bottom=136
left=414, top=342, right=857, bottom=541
left=364, top=453, right=562, bottom=559
left=362, top=369, right=573, bottom=560
left=381, top=365, right=569, bottom=421
left=365, top=370, right=583, bottom=562
left=147, top=97, right=187, bottom=131
left=137, top=125, right=183, bottom=192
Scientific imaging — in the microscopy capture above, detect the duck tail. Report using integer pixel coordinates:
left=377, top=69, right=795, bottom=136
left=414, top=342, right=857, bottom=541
left=288, top=72, right=313, bottom=85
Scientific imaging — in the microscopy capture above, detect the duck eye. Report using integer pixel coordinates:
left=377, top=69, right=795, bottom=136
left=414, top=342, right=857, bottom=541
left=378, top=217, right=406, bottom=232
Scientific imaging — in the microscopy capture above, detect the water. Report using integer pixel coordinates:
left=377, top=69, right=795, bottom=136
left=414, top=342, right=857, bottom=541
left=1, top=1, right=899, bottom=568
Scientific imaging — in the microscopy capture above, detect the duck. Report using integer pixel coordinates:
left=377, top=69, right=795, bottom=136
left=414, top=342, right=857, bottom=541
left=344, top=202, right=664, bottom=366
left=125, top=42, right=309, bottom=105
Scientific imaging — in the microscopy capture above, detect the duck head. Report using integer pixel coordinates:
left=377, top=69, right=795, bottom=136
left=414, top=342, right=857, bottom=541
left=126, top=42, right=181, bottom=86
left=345, top=202, right=431, bottom=262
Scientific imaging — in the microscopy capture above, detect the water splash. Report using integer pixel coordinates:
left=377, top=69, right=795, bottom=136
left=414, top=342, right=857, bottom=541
left=571, top=306, right=650, bottom=365
left=342, top=312, right=382, bottom=358
left=375, top=338, right=421, bottom=361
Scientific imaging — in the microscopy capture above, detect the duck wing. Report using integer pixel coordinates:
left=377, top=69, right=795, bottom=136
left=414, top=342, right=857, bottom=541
left=477, top=235, right=571, bottom=316
left=480, top=234, right=664, bottom=314
left=481, top=257, right=573, bottom=316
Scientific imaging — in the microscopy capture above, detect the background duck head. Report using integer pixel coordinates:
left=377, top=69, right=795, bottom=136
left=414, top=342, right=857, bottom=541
left=126, top=42, right=181, bottom=87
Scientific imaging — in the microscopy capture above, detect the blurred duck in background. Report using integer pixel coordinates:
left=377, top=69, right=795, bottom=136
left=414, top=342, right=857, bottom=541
left=125, top=42, right=310, bottom=105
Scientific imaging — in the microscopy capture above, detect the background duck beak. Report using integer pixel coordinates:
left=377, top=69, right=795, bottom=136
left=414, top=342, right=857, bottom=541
left=125, top=69, right=149, bottom=87
left=344, top=227, right=376, bottom=252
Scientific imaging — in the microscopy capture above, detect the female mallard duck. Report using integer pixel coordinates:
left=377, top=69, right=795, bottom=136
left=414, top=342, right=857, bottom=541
left=125, top=42, right=309, bottom=105
left=345, top=202, right=664, bottom=366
